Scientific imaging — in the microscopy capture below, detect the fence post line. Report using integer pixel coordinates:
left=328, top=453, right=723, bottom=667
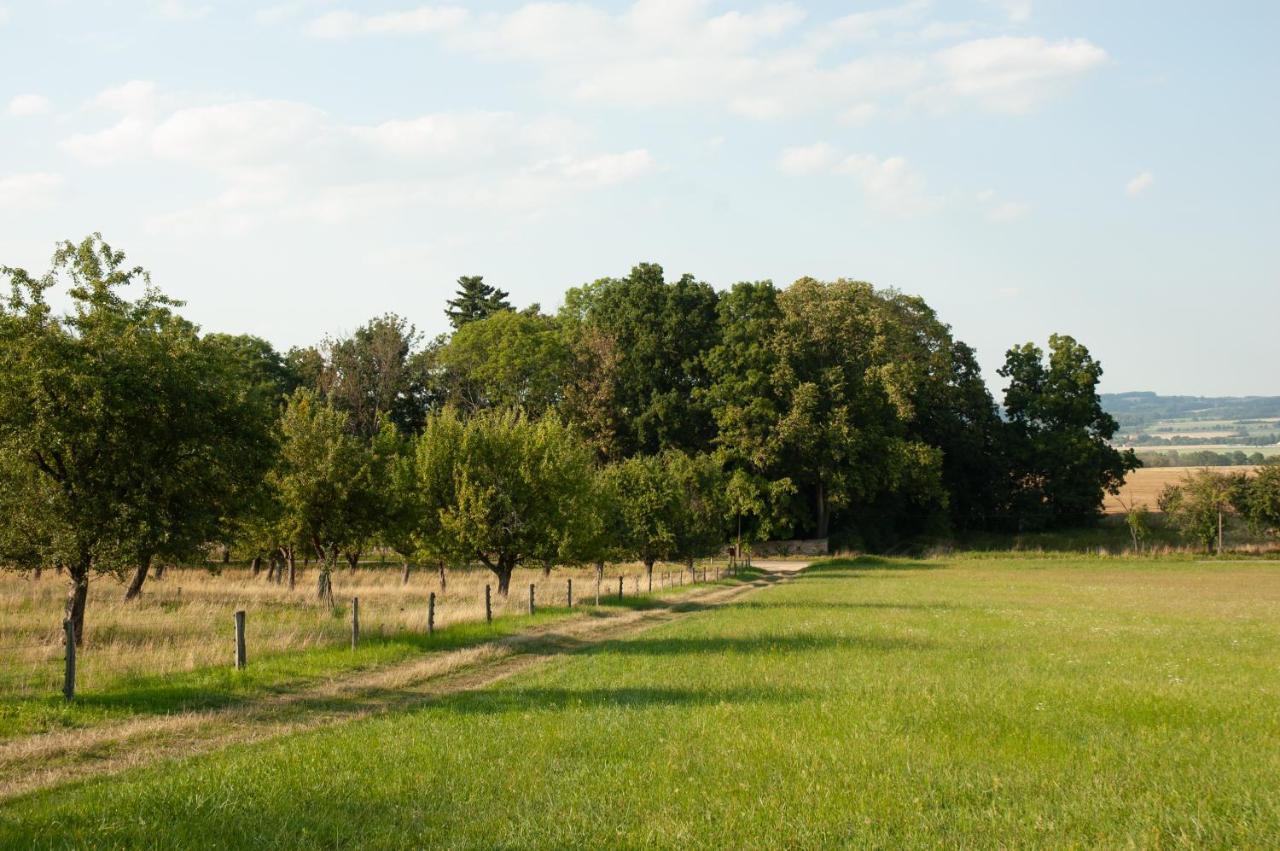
left=428, top=592, right=436, bottom=636
left=351, top=597, right=359, bottom=649
left=485, top=584, right=492, bottom=624
left=234, top=610, right=247, bottom=669
left=63, top=619, right=76, bottom=702
left=567, top=578, right=573, bottom=608
left=529, top=583, right=536, bottom=615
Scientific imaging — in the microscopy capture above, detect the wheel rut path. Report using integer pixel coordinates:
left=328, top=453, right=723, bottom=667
left=0, top=569, right=797, bottom=803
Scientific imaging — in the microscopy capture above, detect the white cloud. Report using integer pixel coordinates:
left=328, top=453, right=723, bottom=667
left=837, top=153, right=941, bottom=216
left=977, top=188, right=1031, bottom=221
left=60, top=117, right=154, bottom=165
left=7, top=94, right=51, bottom=117
left=154, top=0, right=211, bottom=21
left=1125, top=170, right=1154, bottom=198
left=778, top=142, right=838, bottom=176
left=63, top=83, right=652, bottom=235
left=931, top=37, right=1107, bottom=113
left=352, top=111, right=581, bottom=160
left=0, top=172, right=64, bottom=209
left=309, top=2, right=1106, bottom=122
left=996, top=0, right=1032, bottom=23
left=780, top=142, right=940, bottom=215
left=95, top=80, right=161, bottom=115
left=151, top=101, right=329, bottom=169
left=554, top=149, right=655, bottom=185
left=306, top=6, right=468, bottom=38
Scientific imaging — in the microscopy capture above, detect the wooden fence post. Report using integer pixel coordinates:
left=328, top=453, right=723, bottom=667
left=485, top=585, right=492, bottom=624
left=618, top=576, right=624, bottom=600
left=529, top=583, right=536, bottom=615
left=63, top=619, right=76, bottom=702
left=567, top=578, right=573, bottom=608
left=351, top=597, right=360, bottom=649
left=234, top=610, right=246, bottom=669
left=428, top=592, right=436, bottom=636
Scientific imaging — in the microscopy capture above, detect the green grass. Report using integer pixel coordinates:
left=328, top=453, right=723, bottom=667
left=4, top=556, right=1280, bottom=848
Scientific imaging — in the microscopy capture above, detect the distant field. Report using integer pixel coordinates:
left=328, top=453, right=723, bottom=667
left=5, top=556, right=1280, bottom=847
left=1104, top=465, right=1255, bottom=513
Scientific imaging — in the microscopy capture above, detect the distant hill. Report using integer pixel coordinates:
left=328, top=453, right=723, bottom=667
left=1102, top=392, right=1280, bottom=428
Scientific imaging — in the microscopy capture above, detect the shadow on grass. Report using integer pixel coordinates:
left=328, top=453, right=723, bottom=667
left=434, top=684, right=810, bottom=714
left=730, top=600, right=963, bottom=613
left=588, top=633, right=933, bottom=656
left=801, top=556, right=949, bottom=574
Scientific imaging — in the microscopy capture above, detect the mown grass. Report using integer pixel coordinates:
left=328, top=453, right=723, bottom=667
left=4, top=555, right=1279, bottom=848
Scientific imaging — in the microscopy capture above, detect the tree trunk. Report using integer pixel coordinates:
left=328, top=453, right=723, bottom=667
left=222, top=546, right=231, bottom=564
left=816, top=480, right=829, bottom=540
left=438, top=560, right=446, bottom=592
left=283, top=546, right=296, bottom=590
left=316, top=548, right=336, bottom=608
left=64, top=559, right=89, bottom=647
left=267, top=556, right=278, bottom=582
left=401, top=561, right=411, bottom=585
left=345, top=550, right=360, bottom=573
left=153, top=563, right=166, bottom=580
left=33, top=565, right=42, bottom=580
left=250, top=556, right=262, bottom=576
left=542, top=562, right=552, bottom=578
left=493, top=557, right=514, bottom=596
left=687, top=556, right=695, bottom=583
left=644, top=558, right=654, bottom=592
left=595, top=560, right=604, bottom=605
left=123, top=554, right=152, bottom=601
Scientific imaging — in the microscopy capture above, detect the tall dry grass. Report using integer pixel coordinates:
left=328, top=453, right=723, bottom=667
left=0, top=559, right=712, bottom=699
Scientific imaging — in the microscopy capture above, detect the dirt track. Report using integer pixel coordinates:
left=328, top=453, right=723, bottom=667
left=0, top=568, right=798, bottom=803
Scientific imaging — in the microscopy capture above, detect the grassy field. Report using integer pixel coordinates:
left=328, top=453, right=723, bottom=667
left=3, top=555, right=1279, bottom=847
left=0, top=560, right=715, bottom=740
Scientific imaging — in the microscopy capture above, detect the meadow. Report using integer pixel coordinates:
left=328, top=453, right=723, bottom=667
left=3, top=555, right=1278, bottom=848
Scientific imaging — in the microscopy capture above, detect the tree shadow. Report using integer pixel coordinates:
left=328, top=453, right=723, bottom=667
left=431, top=684, right=810, bottom=715
left=802, top=556, right=949, bottom=574
left=587, top=633, right=933, bottom=656
left=730, top=600, right=963, bottom=613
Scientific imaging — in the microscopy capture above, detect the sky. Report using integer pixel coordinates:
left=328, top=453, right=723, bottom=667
left=1, top=1, right=1276, bottom=396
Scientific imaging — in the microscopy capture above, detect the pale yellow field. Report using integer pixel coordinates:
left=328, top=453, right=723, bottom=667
left=0, top=559, right=712, bottom=698
left=1104, top=465, right=1255, bottom=514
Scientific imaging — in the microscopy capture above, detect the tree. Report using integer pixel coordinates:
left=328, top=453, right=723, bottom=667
left=1158, top=470, right=1240, bottom=553
left=317, top=314, right=427, bottom=438
left=0, top=235, right=274, bottom=641
left=1231, top=466, right=1280, bottom=539
left=999, top=334, right=1139, bottom=529
left=445, top=275, right=512, bottom=329
left=415, top=410, right=594, bottom=595
left=271, top=389, right=377, bottom=606
left=703, top=278, right=943, bottom=543
left=561, top=264, right=720, bottom=456
left=431, top=310, right=569, bottom=416
left=666, top=452, right=726, bottom=580
left=371, top=420, right=422, bottom=584
left=604, top=454, right=677, bottom=584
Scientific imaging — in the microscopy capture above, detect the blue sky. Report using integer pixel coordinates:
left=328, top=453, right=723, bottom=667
left=1, top=1, right=1276, bottom=395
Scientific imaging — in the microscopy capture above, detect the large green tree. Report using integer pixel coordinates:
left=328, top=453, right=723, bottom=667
left=0, top=235, right=275, bottom=641
left=415, top=410, right=595, bottom=594
left=560, top=264, right=720, bottom=456
left=431, top=310, right=569, bottom=416
left=270, top=389, right=379, bottom=606
left=999, top=334, right=1139, bottom=529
